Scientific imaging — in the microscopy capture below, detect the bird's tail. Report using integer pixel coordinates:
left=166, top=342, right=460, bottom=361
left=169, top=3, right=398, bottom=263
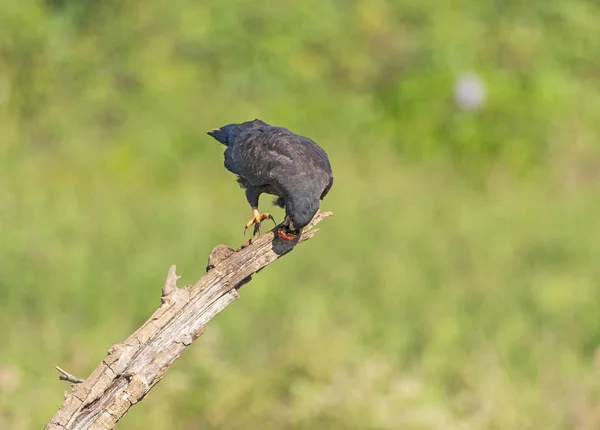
left=206, top=119, right=268, bottom=145
left=206, top=126, right=233, bottom=145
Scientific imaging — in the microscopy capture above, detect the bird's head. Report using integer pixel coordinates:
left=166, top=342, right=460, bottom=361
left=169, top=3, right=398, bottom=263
left=278, top=193, right=319, bottom=242
left=285, top=188, right=320, bottom=230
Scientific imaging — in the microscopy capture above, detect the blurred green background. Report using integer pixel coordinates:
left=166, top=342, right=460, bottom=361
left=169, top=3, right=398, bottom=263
left=1, top=0, right=600, bottom=428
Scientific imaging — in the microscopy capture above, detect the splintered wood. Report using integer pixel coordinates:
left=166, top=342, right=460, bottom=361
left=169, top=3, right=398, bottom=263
left=46, top=211, right=332, bottom=430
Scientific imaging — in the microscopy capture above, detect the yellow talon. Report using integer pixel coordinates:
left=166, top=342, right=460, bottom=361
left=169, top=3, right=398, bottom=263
left=244, top=208, right=276, bottom=236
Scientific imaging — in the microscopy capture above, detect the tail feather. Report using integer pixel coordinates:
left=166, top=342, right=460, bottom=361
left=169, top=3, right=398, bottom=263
left=206, top=128, right=230, bottom=145
left=272, top=196, right=285, bottom=208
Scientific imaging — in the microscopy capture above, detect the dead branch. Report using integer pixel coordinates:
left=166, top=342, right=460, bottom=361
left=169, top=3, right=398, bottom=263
left=45, top=211, right=332, bottom=430
left=55, top=366, right=84, bottom=384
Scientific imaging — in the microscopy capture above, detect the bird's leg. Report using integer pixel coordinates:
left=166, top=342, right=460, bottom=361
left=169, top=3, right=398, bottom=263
left=243, top=187, right=276, bottom=236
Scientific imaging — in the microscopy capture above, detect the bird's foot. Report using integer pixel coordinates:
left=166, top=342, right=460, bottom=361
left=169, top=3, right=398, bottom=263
left=244, top=209, right=276, bottom=236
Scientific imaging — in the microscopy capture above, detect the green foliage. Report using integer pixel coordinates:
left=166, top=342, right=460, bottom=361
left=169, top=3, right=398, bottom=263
left=1, top=0, right=600, bottom=428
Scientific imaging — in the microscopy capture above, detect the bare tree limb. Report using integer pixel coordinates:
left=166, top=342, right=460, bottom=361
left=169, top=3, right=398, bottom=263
left=55, top=366, right=85, bottom=384
left=46, top=211, right=333, bottom=430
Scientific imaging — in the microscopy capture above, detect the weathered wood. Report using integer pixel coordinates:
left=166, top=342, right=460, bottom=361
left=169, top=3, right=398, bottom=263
left=46, top=211, right=333, bottom=430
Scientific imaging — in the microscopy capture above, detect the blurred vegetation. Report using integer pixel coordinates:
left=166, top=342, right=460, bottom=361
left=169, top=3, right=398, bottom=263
left=1, top=0, right=600, bottom=428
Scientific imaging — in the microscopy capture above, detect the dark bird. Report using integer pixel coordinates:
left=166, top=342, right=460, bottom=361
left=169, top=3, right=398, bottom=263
left=207, top=119, right=333, bottom=241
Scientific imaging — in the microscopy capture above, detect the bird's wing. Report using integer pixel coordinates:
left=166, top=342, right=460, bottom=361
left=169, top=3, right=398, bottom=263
left=268, top=129, right=332, bottom=179
left=321, top=174, right=334, bottom=200
left=229, top=126, right=333, bottom=198
left=227, top=127, right=294, bottom=189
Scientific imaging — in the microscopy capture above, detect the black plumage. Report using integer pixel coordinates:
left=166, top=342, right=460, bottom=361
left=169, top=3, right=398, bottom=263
left=207, top=119, right=333, bottom=240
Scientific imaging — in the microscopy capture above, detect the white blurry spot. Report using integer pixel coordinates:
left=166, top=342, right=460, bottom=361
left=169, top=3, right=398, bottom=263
left=0, top=366, right=21, bottom=392
left=454, top=72, right=486, bottom=111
